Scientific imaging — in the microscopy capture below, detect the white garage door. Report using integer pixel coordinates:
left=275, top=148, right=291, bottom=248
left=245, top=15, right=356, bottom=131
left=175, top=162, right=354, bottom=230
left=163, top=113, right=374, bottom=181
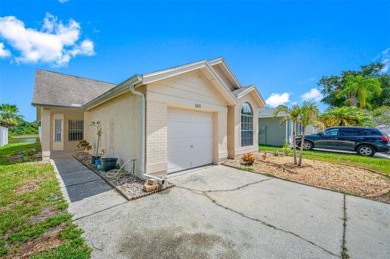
left=168, top=108, right=213, bottom=173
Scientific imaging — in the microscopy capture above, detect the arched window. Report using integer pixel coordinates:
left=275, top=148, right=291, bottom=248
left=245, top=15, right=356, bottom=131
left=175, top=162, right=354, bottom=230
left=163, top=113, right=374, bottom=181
left=241, top=102, right=253, bottom=146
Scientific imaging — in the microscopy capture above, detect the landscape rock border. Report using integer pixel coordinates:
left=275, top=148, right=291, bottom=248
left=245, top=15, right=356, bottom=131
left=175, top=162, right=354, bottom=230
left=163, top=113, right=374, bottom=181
left=73, top=152, right=174, bottom=201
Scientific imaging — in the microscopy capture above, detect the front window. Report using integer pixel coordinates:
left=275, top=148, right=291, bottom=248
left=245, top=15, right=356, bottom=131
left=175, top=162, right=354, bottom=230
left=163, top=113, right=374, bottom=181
left=241, top=102, right=253, bottom=146
left=68, top=120, right=84, bottom=141
left=54, top=119, right=62, bottom=142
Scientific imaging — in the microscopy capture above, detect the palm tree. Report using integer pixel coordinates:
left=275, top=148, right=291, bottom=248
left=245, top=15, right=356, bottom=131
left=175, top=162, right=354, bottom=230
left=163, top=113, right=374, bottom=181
left=297, top=101, right=318, bottom=166
left=0, top=104, right=24, bottom=127
left=336, top=75, right=382, bottom=109
left=319, top=106, right=373, bottom=127
left=274, top=104, right=301, bottom=165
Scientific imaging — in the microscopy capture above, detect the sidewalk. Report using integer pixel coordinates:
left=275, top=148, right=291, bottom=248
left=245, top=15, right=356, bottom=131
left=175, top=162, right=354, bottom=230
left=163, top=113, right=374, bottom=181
left=51, top=151, right=127, bottom=220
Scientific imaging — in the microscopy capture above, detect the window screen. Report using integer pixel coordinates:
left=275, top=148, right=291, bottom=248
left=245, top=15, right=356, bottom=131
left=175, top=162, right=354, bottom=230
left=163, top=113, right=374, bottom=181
left=241, top=102, right=253, bottom=146
left=68, top=120, right=84, bottom=142
left=54, top=119, right=62, bottom=142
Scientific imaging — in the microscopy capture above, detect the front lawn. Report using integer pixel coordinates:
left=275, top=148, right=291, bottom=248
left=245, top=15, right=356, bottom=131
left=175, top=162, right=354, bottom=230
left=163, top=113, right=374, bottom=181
left=0, top=142, right=41, bottom=165
left=259, top=145, right=390, bottom=176
left=0, top=143, right=91, bottom=258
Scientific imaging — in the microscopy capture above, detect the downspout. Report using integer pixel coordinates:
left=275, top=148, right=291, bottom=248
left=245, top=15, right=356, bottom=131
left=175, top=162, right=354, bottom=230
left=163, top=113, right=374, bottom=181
left=128, top=76, right=166, bottom=185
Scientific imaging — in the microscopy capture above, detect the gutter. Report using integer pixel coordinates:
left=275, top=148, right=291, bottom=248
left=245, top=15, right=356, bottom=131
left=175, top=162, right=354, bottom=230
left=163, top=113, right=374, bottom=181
left=125, top=76, right=166, bottom=185
left=84, top=75, right=141, bottom=110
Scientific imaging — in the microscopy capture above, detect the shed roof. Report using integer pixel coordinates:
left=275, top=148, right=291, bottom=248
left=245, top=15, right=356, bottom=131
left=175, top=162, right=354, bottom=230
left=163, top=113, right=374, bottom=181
left=32, top=70, right=116, bottom=107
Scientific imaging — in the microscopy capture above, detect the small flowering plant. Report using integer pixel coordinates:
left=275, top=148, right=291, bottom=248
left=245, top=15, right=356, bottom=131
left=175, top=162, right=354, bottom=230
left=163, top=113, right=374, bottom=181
left=241, top=153, right=255, bottom=165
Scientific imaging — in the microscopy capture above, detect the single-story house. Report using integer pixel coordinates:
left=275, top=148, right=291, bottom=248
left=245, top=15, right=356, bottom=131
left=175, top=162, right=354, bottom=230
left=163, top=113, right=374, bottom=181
left=32, top=58, right=265, bottom=178
left=258, top=107, right=318, bottom=146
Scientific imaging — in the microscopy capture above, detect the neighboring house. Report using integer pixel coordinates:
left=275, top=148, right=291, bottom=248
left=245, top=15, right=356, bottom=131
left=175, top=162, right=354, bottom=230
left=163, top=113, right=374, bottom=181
left=258, top=107, right=315, bottom=146
left=32, top=58, right=265, bottom=177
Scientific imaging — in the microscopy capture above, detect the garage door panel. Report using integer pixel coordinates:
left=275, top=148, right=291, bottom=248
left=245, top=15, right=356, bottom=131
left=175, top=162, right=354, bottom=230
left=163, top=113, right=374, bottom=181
left=168, top=108, right=213, bottom=173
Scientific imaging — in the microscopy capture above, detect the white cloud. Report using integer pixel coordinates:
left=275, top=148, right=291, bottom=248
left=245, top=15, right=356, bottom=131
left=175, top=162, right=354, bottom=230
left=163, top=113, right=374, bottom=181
left=0, top=42, right=10, bottom=57
left=301, top=88, right=323, bottom=102
left=58, top=0, right=69, bottom=3
left=374, top=48, right=389, bottom=73
left=0, top=13, right=94, bottom=66
left=265, top=93, right=290, bottom=108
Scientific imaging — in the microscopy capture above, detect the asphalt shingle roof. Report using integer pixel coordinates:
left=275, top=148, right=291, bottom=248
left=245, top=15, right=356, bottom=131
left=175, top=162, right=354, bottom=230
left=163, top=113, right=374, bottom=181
left=32, top=70, right=116, bottom=107
left=231, top=86, right=251, bottom=97
left=259, top=107, right=286, bottom=118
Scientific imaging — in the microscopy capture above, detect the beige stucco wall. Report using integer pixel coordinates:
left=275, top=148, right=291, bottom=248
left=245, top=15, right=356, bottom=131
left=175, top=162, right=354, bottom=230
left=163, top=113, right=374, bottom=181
left=85, top=93, right=142, bottom=175
left=38, top=107, right=84, bottom=159
left=145, top=70, right=229, bottom=177
left=40, top=107, right=51, bottom=160
left=145, top=100, right=168, bottom=177
left=229, top=92, right=260, bottom=157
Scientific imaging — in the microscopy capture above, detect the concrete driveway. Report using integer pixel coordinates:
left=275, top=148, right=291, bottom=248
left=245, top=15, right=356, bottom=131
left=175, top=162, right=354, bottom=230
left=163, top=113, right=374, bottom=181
left=52, top=154, right=390, bottom=258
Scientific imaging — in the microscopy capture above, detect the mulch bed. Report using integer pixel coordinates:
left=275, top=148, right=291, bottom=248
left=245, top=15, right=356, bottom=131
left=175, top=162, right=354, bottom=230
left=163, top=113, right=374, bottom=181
left=223, top=152, right=390, bottom=204
left=73, top=152, right=174, bottom=201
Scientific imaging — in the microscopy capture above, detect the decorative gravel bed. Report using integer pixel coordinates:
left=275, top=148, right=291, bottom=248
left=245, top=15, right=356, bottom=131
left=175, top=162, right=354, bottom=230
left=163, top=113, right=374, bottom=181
left=223, top=152, right=390, bottom=204
left=73, top=152, right=174, bottom=200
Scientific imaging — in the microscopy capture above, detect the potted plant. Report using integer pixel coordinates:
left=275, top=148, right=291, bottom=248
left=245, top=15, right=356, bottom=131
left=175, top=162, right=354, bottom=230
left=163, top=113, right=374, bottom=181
left=101, top=155, right=118, bottom=172
left=94, top=149, right=104, bottom=170
left=90, top=121, right=103, bottom=164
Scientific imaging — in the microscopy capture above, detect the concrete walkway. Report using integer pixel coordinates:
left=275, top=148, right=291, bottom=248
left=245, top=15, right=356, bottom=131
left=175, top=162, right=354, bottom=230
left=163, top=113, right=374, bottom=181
left=51, top=151, right=127, bottom=220
left=52, top=153, right=390, bottom=258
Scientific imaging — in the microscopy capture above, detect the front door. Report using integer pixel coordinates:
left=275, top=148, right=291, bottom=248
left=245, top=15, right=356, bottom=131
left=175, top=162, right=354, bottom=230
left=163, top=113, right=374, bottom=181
left=52, top=114, right=64, bottom=150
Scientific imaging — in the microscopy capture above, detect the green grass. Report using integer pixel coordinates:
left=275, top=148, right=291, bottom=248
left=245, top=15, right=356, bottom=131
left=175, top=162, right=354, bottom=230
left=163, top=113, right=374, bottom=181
left=259, top=145, right=390, bottom=175
left=0, top=142, right=41, bottom=165
left=0, top=142, right=91, bottom=258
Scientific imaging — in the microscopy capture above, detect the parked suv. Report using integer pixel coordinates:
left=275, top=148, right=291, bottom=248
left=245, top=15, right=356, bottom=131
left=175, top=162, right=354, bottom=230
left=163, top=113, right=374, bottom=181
left=296, top=126, right=390, bottom=156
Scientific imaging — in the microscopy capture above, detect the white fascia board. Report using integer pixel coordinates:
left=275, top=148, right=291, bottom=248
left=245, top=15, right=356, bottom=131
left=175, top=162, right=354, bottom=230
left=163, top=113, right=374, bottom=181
left=237, top=85, right=266, bottom=107
left=204, top=62, right=238, bottom=106
left=142, top=61, right=207, bottom=84
left=141, top=60, right=238, bottom=106
left=208, top=58, right=241, bottom=89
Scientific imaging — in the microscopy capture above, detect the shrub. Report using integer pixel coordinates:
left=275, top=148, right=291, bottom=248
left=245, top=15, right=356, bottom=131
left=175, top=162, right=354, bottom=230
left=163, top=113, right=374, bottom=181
left=282, top=141, right=291, bottom=156
left=77, top=140, right=91, bottom=151
left=241, top=153, right=255, bottom=165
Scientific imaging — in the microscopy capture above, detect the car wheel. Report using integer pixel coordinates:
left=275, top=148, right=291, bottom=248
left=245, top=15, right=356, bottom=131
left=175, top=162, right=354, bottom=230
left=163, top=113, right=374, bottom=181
left=302, top=140, right=313, bottom=150
left=357, top=145, right=375, bottom=157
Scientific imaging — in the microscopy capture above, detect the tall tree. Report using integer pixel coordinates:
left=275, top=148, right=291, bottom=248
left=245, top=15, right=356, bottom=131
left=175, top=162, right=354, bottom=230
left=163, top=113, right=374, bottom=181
left=297, top=101, right=318, bottom=166
left=336, top=75, right=382, bottom=109
left=319, top=62, right=389, bottom=109
left=0, top=104, right=24, bottom=127
left=274, top=104, right=301, bottom=165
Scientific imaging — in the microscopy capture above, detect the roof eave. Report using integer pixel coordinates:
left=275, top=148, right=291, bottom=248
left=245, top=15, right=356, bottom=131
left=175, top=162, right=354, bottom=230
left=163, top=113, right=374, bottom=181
left=31, top=103, right=86, bottom=110
left=84, top=75, right=143, bottom=110
left=142, top=60, right=207, bottom=84
left=237, top=86, right=266, bottom=107
left=142, top=60, right=238, bottom=106
left=208, top=58, right=241, bottom=89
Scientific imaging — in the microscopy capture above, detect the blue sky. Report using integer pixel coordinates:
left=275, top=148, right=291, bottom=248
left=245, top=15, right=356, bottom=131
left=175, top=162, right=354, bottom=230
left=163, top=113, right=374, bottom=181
left=0, top=0, right=389, bottom=122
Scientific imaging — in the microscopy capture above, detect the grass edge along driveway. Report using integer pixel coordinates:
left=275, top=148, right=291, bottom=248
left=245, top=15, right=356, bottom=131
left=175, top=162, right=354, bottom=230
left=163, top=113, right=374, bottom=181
left=0, top=142, right=91, bottom=258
